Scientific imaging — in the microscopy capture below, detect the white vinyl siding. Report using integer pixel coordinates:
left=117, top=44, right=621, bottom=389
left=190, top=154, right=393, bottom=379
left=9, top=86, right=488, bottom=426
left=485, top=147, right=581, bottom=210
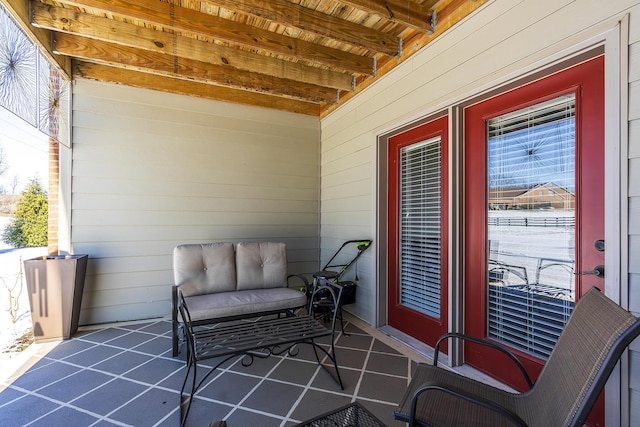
left=320, top=124, right=374, bottom=322
left=629, top=2, right=640, bottom=426
left=320, top=0, right=639, bottom=424
left=72, top=80, right=320, bottom=325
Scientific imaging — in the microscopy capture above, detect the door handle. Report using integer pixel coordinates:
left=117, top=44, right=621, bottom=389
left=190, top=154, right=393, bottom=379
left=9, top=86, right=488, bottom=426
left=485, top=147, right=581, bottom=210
left=576, top=265, right=605, bottom=278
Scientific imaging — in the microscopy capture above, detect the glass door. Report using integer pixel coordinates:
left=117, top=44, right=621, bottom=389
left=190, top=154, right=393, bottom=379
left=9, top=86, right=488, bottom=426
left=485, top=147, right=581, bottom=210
left=464, top=56, right=605, bottom=395
left=388, top=116, right=448, bottom=347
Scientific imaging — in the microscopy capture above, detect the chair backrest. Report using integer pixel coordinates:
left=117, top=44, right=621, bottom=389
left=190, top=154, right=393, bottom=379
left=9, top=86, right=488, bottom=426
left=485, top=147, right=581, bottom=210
left=236, top=242, right=288, bottom=290
left=173, top=242, right=236, bottom=296
left=526, top=287, right=640, bottom=427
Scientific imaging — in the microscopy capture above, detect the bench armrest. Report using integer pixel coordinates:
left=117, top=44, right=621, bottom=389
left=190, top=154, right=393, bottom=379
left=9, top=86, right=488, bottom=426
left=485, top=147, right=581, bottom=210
left=288, top=273, right=313, bottom=295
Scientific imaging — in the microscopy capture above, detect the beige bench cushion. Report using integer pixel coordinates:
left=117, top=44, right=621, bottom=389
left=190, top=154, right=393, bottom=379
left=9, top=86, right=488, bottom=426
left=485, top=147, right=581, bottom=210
left=236, top=242, right=287, bottom=290
left=183, top=288, right=306, bottom=321
left=174, top=242, right=236, bottom=297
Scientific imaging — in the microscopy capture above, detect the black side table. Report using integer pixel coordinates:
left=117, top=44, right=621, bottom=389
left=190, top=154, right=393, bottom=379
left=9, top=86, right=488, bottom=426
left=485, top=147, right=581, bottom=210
left=295, top=402, right=387, bottom=427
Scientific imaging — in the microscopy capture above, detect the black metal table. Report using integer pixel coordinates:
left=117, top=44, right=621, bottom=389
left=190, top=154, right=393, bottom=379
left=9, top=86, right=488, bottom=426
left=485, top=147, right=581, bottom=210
left=178, top=285, right=344, bottom=427
left=295, top=402, right=388, bottom=427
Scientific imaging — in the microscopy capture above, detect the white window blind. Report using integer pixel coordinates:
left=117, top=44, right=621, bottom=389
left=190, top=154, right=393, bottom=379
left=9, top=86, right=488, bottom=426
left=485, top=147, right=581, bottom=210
left=487, top=94, right=576, bottom=359
left=399, top=137, right=442, bottom=319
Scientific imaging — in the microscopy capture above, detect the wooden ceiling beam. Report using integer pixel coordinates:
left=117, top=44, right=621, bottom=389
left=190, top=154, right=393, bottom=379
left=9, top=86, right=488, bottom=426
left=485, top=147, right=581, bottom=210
left=339, top=0, right=437, bottom=32
left=321, top=0, right=490, bottom=117
left=200, top=0, right=400, bottom=55
left=48, top=0, right=375, bottom=75
left=1, top=0, right=71, bottom=77
left=53, top=33, right=338, bottom=103
left=73, top=61, right=320, bottom=115
left=31, top=2, right=354, bottom=91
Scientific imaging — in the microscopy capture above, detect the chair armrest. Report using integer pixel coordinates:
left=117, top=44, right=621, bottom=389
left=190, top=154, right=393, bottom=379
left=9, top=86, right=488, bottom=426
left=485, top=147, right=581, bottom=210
left=409, top=380, right=529, bottom=427
left=434, top=333, right=533, bottom=389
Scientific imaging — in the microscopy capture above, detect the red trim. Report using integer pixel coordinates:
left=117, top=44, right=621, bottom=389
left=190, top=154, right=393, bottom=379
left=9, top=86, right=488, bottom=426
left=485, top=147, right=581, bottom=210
left=464, top=56, right=605, bottom=394
left=388, top=116, right=449, bottom=347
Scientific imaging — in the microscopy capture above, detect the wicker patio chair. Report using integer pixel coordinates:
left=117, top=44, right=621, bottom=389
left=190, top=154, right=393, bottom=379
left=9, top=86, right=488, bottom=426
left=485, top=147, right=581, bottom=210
left=394, top=287, right=640, bottom=427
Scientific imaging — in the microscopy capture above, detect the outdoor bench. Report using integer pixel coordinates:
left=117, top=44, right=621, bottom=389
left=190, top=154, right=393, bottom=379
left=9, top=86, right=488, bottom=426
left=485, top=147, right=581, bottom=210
left=171, top=241, right=308, bottom=357
left=177, top=284, right=344, bottom=427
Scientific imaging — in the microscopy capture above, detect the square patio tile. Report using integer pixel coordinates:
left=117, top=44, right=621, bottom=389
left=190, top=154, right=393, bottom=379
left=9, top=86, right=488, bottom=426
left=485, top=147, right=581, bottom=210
left=42, top=339, right=96, bottom=360
left=197, top=371, right=261, bottom=404
left=0, top=394, right=60, bottom=426
left=117, top=322, right=160, bottom=331
left=357, top=372, right=408, bottom=404
left=289, top=389, right=352, bottom=422
left=343, top=323, right=367, bottom=335
left=138, top=321, right=172, bottom=335
left=366, top=351, right=409, bottom=377
left=123, top=356, right=184, bottom=384
left=132, top=336, right=172, bottom=356
left=92, top=421, right=126, bottom=426
left=71, top=377, right=148, bottom=415
left=9, top=361, right=80, bottom=392
left=332, top=346, right=368, bottom=370
left=78, top=328, right=130, bottom=344
left=91, top=350, right=153, bottom=375
left=107, top=387, right=179, bottom=427
left=309, top=365, right=361, bottom=395
left=0, top=386, right=24, bottom=405
left=189, top=353, right=234, bottom=369
left=179, top=397, right=232, bottom=427
left=27, top=405, right=101, bottom=427
left=372, top=338, right=402, bottom=355
left=240, top=379, right=305, bottom=416
left=157, top=363, right=215, bottom=391
left=62, top=344, right=122, bottom=367
left=4, top=356, right=56, bottom=383
left=335, top=333, right=373, bottom=350
left=38, top=369, right=114, bottom=402
left=106, top=331, right=157, bottom=349
left=266, top=358, right=319, bottom=385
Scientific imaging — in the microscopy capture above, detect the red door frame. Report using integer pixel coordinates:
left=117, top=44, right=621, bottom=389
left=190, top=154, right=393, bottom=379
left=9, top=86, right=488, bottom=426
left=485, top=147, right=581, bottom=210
left=463, top=56, right=605, bottom=391
left=388, top=116, right=449, bottom=347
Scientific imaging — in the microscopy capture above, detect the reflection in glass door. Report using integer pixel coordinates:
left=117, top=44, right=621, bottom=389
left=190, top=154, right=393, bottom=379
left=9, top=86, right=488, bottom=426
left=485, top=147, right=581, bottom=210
left=487, top=95, right=576, bottom=359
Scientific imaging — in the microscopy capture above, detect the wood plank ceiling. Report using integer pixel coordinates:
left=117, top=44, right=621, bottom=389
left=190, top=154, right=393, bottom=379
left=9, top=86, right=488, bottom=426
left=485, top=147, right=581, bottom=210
left=6, top=0, right=488, bottom=116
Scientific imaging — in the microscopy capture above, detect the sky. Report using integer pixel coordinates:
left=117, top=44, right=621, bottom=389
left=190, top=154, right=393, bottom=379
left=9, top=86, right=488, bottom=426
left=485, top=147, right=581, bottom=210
left=0, top=105, right=49, bottom=195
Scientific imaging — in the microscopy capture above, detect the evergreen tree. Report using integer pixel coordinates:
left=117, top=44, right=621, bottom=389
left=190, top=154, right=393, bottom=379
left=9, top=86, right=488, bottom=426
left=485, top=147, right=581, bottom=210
left=1, top=179, right=48, bottom=247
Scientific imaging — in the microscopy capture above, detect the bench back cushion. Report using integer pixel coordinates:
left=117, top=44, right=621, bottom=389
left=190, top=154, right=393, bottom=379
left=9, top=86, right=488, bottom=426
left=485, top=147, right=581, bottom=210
left=174, top=242, right=236, bottom=297
left=236, top=242, right=287, bottom=290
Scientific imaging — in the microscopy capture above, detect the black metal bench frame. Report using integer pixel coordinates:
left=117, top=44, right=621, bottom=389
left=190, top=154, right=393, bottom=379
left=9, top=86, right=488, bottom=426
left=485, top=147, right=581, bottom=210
left=177, top=284, right=344, bottom=427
